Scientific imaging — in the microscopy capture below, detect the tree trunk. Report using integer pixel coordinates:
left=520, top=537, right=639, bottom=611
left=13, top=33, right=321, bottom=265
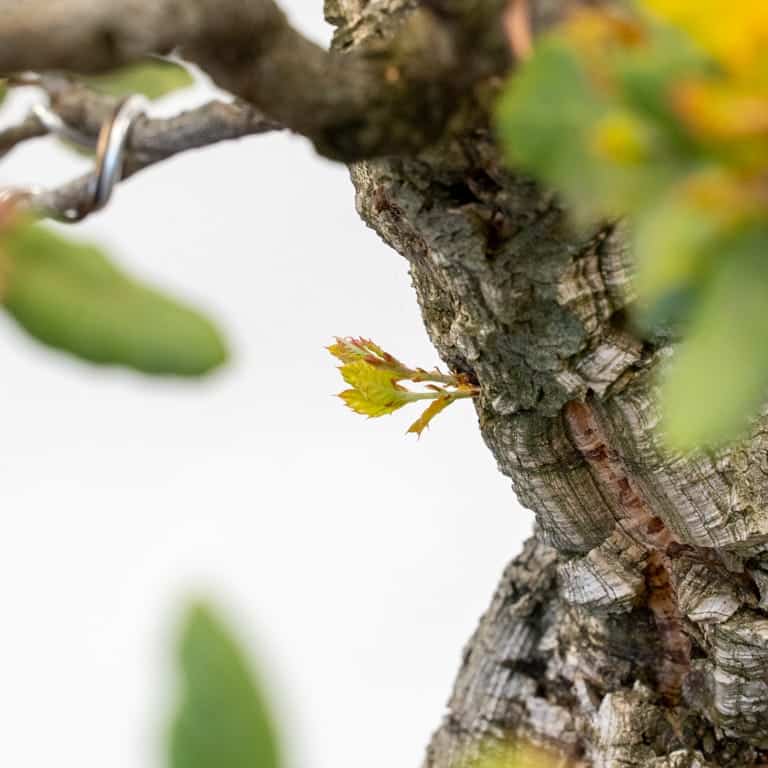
left=330, top=2, right=768, bottom=767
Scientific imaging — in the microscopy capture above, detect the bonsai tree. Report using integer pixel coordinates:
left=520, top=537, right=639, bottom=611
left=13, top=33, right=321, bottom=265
left=2, top=1, right=768, bottom=766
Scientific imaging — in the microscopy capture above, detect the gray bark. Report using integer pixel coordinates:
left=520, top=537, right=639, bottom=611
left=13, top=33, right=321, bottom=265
left=331, top=2, right=768, bottom=767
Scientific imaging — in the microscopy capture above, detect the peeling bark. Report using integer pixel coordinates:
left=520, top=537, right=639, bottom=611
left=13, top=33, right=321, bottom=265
left=330, top=3, right=768, bottom=766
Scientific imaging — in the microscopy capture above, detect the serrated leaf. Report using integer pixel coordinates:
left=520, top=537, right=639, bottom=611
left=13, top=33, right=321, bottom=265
left=339, top=388, right=406, bottom=417
left=170, top=602, right=281, bottom=768
left=661, top=226, right=768, bottom=449
left=327, top=336, right=408, bottom=375
left=407, top=396, right=452, bottom=436
left=82, top=58, right=194, bottom=100
left=1, top=221, right=227, bottom=376
left=327, top=336, right=388, bottom=364
left=339, top=360, right=407, bottom=406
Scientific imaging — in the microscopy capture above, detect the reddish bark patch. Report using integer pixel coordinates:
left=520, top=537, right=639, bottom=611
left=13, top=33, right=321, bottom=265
left=564, top=399, right=690, bottom=706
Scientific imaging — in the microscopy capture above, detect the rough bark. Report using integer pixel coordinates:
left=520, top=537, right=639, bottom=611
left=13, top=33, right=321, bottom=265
left=330, top=2, right=768, bottom=767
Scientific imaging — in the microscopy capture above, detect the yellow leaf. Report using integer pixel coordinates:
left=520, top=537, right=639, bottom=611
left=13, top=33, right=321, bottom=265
left=327, top=337, right=370, bottom=363
left=339, top=360, right=407, bottom=403
left=673, top=79, right=768, bottom=145
left=338, top=389, right=406, bottom=418
left=327, top=336, right=407, bottom=371
left=640, top=0, right=768, bottom=76
left=407, top=396, right=452, bottom=436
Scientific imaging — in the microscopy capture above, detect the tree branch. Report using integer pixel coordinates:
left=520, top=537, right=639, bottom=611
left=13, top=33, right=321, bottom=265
left=0, top=114, right=47, bottom=157
left=0, top=77, right=281, bottom=220
left=31, top=96, right=280, bottom=220
left=0, top=0, right=510, bottom=160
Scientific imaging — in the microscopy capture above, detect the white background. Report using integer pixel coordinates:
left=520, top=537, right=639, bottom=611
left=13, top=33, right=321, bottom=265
left=0, top=4, right=531, bottom=767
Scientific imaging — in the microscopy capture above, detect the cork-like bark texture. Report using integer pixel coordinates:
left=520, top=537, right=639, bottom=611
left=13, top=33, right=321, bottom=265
left=330, top=2, right=768, bottom=766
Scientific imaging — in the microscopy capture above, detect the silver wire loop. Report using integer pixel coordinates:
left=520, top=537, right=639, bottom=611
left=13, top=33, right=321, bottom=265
left=2, top=93, right=147, bottom=223
left=89, top=94, right=148, bottom=217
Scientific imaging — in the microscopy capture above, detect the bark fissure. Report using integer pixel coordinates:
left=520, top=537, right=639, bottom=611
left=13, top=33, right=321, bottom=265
left=564, top=398, right=691, bottom=709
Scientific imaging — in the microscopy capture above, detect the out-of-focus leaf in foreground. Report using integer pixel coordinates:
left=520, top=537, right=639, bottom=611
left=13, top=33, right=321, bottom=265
left=82, top=58, right=194, bottom=100
left=661, top=227, right=768, bottom=450
left=170, top=602, right=281, bottom=768
left=0, top=220, right=227, bottom=375
left=495, top=2, right=768, bottom=450
left=641, top=0, right=768, bottom=76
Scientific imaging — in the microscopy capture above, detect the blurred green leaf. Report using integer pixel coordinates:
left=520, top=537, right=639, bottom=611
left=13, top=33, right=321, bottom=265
left=662, top=226, right=768, bottom=449
left=632, top=195, right=722, bottom=331
left=495, top=41, right=604, bottom=213
left=0, top=80, right=7, bottom=107
left=82, top=59, right=194, bottom=100
left=615, top=26, right=711, bottom=154
left=171, top=603, right=281, bottom=768
left=1, top=222, right=227, bottom=375
left=495, top=39, right=676, bottom=223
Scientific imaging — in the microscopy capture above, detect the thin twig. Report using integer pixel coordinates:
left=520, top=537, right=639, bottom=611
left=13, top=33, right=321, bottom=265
left=0, top=114, right=48, bottom=158
left=24, top=97, right=280, bottom=221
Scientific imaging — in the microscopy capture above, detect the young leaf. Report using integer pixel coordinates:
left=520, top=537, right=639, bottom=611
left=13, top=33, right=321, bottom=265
left=1, top=221, right=227, bottom=376
left=661, top=226, right=768, bottom=449
left=329, top=338, right=478, bottom=433
left=339, top=360, right=408, bottom=408
left=327, top=336, right=390, bottom=365
left=339, top=388, right=406, bottom=417
left=82, top=58, right=194, bottom=100
left=407, top=396, right=452, bottom=437
left=170, top=602, right=281, bottom=768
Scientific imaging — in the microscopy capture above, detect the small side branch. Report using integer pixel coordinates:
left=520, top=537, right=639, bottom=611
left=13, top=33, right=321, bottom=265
left=12, top=86, right=280, bottom=221
left=0, top=114, right=47, bottom=157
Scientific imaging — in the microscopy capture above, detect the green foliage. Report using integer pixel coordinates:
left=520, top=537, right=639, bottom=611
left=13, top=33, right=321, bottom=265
left=328, top=337, right=478, bottom=436
left=662, top=227, right=768, bottom=449
left=495, top=42, right=604, bottom=221
left=170, top=603, right=281, bottom=768
left=82, top=58, right=194, bottom=100
left=0, top=221, right=227, bottom=376
left=495, top=3, right=768, bottom=449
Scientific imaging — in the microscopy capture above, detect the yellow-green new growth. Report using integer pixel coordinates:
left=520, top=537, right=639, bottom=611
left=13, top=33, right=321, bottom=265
left=327, top=337, right=478, bottom=436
